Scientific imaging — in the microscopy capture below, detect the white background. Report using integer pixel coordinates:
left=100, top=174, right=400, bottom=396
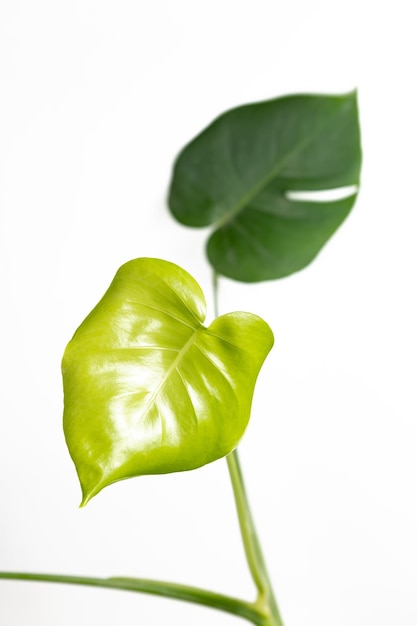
left=1, top=1, right=416, bottom=625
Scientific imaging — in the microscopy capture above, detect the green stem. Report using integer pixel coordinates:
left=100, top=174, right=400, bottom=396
left=227, top=451, right=268, bottom=594
left=0, top=572, right=269, bottom=625
left=213, top=271, right=284, bottom=626
left=227, top=451, right=284, bottom=626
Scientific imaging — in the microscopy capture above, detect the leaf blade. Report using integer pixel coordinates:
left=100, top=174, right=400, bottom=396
left=62, top=258, right=273, bottom=504
left=169, top=92, right=361, bottom=281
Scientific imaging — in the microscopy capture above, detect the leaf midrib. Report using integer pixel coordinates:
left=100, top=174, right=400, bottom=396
left=137, top=326, right=202, bottom=424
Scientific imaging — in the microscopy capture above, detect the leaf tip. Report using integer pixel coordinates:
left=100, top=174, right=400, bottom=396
left=79, top=490, right=92, bottom=508
left=79, top=478, right=106, bottom=507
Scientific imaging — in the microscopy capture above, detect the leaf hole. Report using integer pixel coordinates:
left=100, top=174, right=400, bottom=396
left=286, top=185, right=358, bottom=203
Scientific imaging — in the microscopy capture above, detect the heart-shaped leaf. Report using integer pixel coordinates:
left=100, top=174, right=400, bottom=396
left=169, top=92, right=361, bottom=282
left=62, top=258, right=273, bottom=505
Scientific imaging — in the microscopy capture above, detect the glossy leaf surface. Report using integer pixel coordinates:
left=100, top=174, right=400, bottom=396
left=62, top=258, right=273, bottom=504
left=169, top=92, right=361, bottom=282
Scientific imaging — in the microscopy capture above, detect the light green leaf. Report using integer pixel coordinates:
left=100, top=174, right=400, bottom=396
left=169, top=92, right=361, bottom=282
left=62, top=258, right=273, bottom=505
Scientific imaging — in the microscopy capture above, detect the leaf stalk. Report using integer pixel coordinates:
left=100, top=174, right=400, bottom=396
left=0, top=572, right=269, bottom=625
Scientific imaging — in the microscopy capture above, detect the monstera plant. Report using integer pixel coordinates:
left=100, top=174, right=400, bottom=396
left=0, top=91, right=361, bottom=625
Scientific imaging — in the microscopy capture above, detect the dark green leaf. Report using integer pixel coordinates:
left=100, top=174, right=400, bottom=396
left=169, top=92, right=361, bottom=282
